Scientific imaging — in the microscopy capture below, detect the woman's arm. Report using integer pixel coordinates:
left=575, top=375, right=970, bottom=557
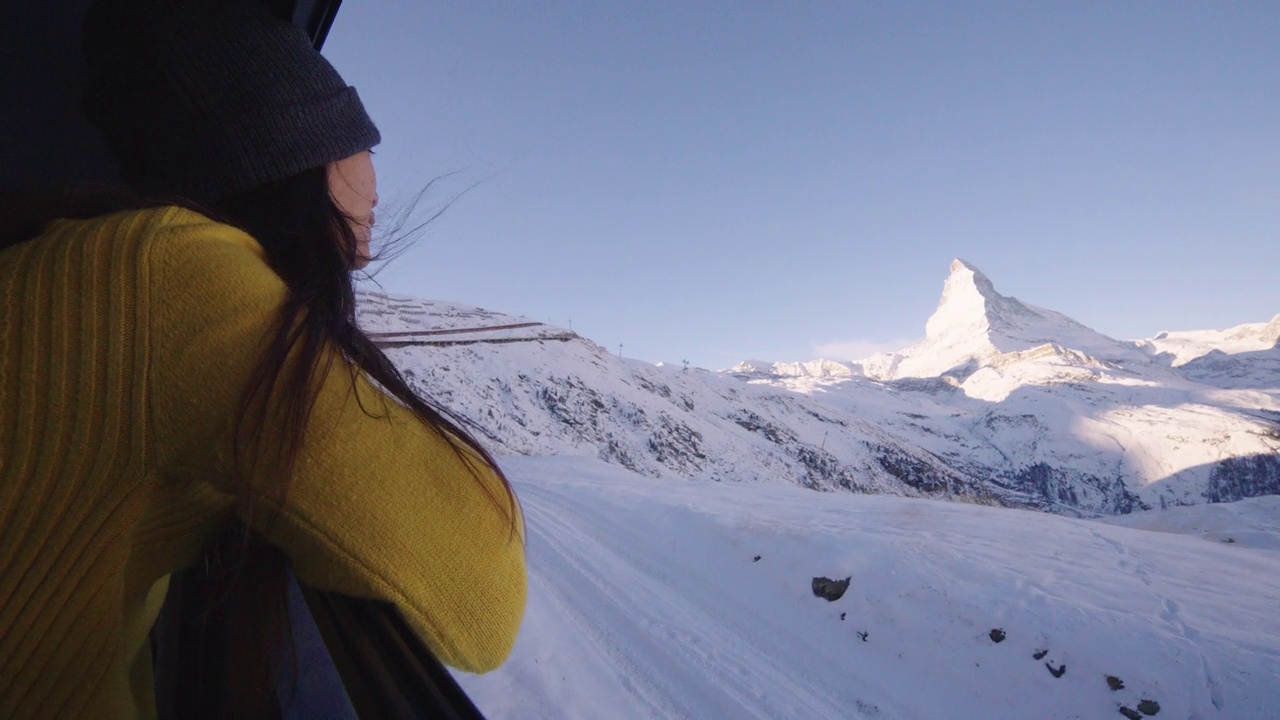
left=145, top=207, right=526, bottom=672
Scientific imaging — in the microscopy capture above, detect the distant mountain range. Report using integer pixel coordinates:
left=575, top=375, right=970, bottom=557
left=358, top=260, right=1280, bottom=517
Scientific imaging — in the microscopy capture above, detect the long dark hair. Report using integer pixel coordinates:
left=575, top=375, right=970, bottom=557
left=204, top=166, right=522, bottom=716
left=0, top=169, right=521, bottom=716
left=213, top=165, right=516, bottom=519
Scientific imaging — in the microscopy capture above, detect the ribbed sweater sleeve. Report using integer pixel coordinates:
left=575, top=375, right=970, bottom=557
left=145, top=208, right=526, bottom=673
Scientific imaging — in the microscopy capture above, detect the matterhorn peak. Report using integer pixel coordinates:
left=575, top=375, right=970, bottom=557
left=882, top=259, right=1141, bottom=380
left=925, top=258, right=1010, bottom=343
left=944, top=258, right=999, bottom=299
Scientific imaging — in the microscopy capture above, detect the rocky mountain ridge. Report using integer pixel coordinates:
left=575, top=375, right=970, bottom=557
left=358, top=261, right=1280, bottom=517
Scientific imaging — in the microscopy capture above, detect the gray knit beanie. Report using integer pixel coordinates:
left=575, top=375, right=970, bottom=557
left=82, top=0, right=381, bottom=202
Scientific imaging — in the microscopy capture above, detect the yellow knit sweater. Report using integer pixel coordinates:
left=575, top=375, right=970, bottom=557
left=0, top=206, right=526, bottom=718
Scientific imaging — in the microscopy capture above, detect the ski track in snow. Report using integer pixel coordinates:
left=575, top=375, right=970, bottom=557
left=455, top=457, right=1280, bottom=720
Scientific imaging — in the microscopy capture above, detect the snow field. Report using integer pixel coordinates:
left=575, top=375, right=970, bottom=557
left=456, top=456, right=1280, bottom=719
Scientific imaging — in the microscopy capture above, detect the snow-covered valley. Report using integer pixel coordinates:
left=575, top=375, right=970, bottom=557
left=357, top=259, right=1280, bottom=718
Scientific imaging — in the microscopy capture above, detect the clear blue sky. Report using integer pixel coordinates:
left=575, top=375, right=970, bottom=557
left=324, top=1, right=1280, bottom=370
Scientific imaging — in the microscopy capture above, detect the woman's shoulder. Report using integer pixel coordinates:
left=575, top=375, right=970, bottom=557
left=134, top=206, right=285, bottom=306
left=130, top=205, right=263, bottom=256
left=6, top=202, right=266, bottom=279
left=31, top=204, right=267, bottom=266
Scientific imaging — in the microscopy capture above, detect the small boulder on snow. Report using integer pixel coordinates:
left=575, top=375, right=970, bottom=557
left=811, top=576, right=850, bottom=601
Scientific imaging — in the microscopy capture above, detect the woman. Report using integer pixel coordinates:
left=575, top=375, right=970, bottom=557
left=0, top=0, right=525, bottom=717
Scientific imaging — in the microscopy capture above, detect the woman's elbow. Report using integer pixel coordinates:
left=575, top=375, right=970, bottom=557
left=424, top=535, right=528, bottom=673
left=464, top=557, right=527, bottom=673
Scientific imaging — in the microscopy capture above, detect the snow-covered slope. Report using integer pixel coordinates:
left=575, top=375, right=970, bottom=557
left=454, top=457, right=1280, bottom=720
left=1098, top=494, right=1280, bottom=550
left=357, top=257, right=1280, bottom=516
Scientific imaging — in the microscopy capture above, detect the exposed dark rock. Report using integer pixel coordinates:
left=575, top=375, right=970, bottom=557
left=804, top=408, right=848, bottom=426
left=538, top=380, right=606, bottom=428
left=1032, top=649, right=1048, bottom=660
left=857, top=631, right=868, bottom=642
left=1120, top=708, right=1142, bottom=720
left=794, top=445, right=864, bottom=492
left=1204, top=453, right=1280, bottom=503
left=988, top=628, right=1006, bottom=643
left=646, top=413, right=706, bottom=471
left=873, top=445, right=951, bottom=493
left=599, top=433, right=641, bottom=472
left=1136, top=699, right=1160, bottom=716
left=888, top=376, right=960, bottom=395
left=1106, top=675, right=1125, bottom=691
left=753, top=555, right=761, bottom=562
left=869, top=443, right=1009, bottom=507
left=812, top=576, right=850, bottom=602
left=840, top=612, right=846, bottom=621
left=635, top=376, right=672, bottom=400
left=1045, top=662, right=1066, bottom=678
left=1007, top=463, right=1148, bottom=514
left=733, top=411, right=798, bottom=445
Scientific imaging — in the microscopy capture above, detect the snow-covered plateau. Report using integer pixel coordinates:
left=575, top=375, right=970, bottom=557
left=356, top=259, right=1280, bottom=718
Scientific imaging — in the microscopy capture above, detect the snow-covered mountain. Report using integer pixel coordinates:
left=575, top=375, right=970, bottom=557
left=357, top=260, right=1280, bottom=517
left=359, top=292, right=976, bottom=503
left=1139, top=314, right=1280, bottom=366
left=1135, top=315, right=1280, bottom=390
left=864, top=259, right=1150, bottom=381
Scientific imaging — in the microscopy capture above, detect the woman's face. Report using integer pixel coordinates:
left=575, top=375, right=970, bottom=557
left=327, top=150, right=378, bottom=268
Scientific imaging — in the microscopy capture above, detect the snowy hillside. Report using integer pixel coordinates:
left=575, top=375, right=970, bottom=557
left=453, top=456, right=1280, bottom=720
left=357, top=258, right=1280, bottom=516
